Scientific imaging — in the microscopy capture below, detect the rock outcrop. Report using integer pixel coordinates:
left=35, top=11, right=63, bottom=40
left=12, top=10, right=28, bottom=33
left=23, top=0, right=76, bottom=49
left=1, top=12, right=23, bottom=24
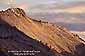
left=0, top=8, right=85, bottom=56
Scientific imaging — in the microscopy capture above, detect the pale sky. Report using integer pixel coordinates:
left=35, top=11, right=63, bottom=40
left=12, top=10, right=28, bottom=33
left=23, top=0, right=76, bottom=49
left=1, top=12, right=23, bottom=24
left=0, top=0, right=85, bottom=9
left=0, top=0, right=85, bottom=5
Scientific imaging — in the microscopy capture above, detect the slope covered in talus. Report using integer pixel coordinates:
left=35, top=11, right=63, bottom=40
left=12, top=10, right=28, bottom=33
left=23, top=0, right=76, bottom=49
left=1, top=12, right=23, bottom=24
left=0, top=20, right=57, bottom=56
left=0, top=8, right=85, bottom=56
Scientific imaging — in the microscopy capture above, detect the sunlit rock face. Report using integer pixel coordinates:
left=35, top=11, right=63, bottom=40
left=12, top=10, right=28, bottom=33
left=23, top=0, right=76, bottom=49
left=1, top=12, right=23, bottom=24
left=0, top=8, right=85, bottom=56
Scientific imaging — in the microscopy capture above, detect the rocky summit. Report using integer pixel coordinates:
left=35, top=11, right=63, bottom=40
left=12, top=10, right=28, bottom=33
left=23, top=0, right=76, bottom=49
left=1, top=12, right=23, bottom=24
left=0, top=8, right=85, bottom=56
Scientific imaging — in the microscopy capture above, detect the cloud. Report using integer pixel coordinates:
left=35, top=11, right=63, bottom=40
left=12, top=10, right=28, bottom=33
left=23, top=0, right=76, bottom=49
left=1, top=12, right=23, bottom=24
left=0, top=0, right=16, bottom=9
left=0, top=0, right=15, bottom=4
left=47, top=6, right=85, bottom=13
left=29, top=1, right=85, bottom=13
left=40, top=0, right=57, bottom=4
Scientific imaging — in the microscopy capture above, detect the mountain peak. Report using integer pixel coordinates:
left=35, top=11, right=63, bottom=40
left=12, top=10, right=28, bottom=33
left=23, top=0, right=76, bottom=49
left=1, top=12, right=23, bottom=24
left=0, top=8, right=26, bottom=16
left=0, top=8, right=30, bottom=27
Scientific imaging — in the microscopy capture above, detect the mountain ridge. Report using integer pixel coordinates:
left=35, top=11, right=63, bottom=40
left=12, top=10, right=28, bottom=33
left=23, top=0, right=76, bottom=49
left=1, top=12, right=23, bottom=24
left=0, top=8, right=85, bottom=56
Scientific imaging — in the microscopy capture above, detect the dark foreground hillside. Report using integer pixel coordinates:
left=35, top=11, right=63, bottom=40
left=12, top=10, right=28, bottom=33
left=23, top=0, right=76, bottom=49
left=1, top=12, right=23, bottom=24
left=0, top=8, right=85, bottom=56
